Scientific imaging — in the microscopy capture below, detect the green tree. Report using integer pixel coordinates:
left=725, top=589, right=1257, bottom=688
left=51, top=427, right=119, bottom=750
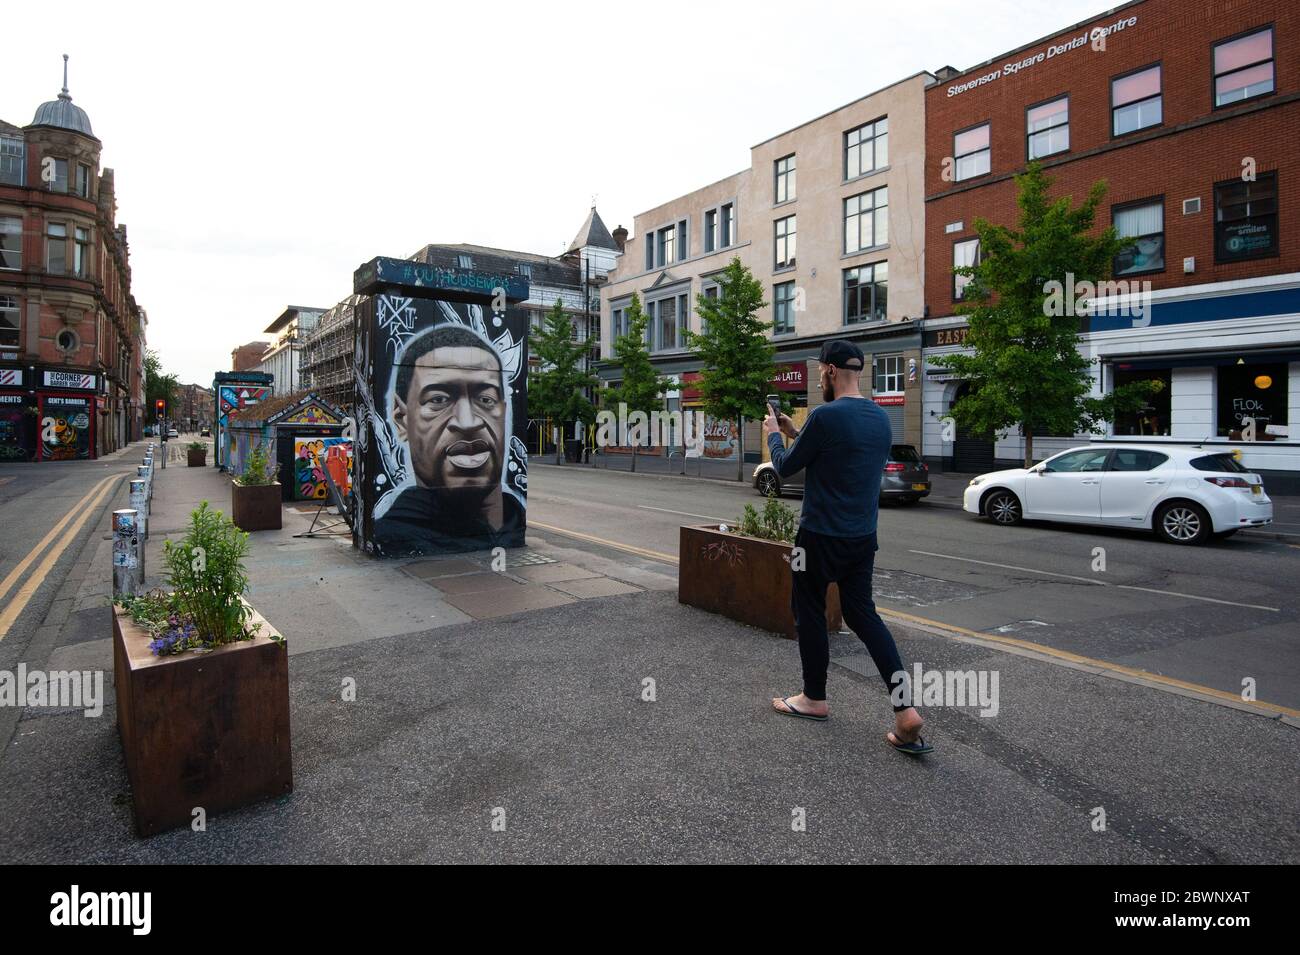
left=684, top=257, right=773, bottom=481
left=933, top=162, right=1163, bottom=466
left=143, top=349, right=180, bottom=428
left=602, top=294, right=670, bottom=473
left=528, top=299, right=599, bottom=463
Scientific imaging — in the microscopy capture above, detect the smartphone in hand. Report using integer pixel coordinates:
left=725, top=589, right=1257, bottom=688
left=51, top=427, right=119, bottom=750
left=767, top=393, right=781, bottom=420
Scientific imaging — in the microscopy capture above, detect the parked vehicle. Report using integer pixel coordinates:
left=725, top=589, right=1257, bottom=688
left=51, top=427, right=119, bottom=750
left=754, top=444, right=931, bottom=504
left=200, top=427, right=212, bottom=437
left=167, top=428, right=179, bottom=439
left=962, top=445, right=1273, bottom=545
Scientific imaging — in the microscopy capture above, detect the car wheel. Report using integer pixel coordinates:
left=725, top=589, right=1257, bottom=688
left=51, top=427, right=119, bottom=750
left=984, top=490, right=1022, bottom=526
left=756, top=471, right=780, bottom=498
left=1155, top=502, right=1211, bottom=545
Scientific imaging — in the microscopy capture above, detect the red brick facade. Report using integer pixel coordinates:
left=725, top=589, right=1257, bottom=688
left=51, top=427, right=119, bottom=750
left=925, top=0, right=1299, bottom=315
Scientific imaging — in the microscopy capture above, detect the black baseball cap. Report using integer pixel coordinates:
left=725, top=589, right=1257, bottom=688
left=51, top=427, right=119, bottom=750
left=819, top=339, right=865, bottom=370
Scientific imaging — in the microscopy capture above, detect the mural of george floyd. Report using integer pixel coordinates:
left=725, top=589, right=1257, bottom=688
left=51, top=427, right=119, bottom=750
left=351, top=257, right=530, bottom=557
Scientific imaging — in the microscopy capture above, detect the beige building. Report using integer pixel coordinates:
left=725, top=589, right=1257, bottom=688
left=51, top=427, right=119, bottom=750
left=600, top=71, right=938, bottom=459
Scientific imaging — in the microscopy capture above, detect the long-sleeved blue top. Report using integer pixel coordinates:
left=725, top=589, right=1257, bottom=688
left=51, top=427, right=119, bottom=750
left=766, top=396, right=891, bottom=538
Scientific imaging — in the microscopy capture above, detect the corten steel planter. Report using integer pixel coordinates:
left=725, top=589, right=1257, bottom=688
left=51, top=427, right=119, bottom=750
left=186, top=448, right=207, bottom=467
left=678, top=525, right=842, bottom=639
left=112, top=604, right=292, bottom=837
left=231, top=480, right=282, bottom=531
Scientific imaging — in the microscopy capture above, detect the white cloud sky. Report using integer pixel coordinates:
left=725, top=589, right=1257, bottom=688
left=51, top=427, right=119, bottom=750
left=4, top=0, right=1108, bottom=384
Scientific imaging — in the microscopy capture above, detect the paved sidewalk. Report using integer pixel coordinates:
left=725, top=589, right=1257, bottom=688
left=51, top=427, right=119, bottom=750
left=0, top=445, right=1293, bottom=862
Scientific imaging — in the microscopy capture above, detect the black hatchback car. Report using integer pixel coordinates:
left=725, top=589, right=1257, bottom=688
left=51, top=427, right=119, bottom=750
left=753, top=444, right=931, bottom=504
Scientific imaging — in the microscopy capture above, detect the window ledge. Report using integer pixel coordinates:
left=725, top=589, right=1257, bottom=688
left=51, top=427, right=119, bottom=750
left=841, top=245, right=890, bottom=261
left=843, top=165, right=891, bottom=187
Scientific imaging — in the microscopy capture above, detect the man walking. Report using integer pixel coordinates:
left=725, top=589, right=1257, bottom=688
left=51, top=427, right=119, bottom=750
left=763, top=340, right=930, bottom=755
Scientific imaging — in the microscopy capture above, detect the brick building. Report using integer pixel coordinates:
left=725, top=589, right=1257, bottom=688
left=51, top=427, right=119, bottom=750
left=921, top=0, right=1299, bottom=486
left=231, top=339, right=269, bottom=372
left=178, top=382, right=214, bottom=432
left=1, top=58, right=148, bottom=461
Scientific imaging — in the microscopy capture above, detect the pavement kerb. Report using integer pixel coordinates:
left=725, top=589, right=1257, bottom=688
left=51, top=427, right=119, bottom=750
left=527, top=519, right=1300, bottom=726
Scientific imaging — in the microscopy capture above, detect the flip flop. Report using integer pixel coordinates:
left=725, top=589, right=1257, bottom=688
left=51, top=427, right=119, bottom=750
left=773, top=697, right=828, bottom=722
left=887, top=731, right=934, bottom=755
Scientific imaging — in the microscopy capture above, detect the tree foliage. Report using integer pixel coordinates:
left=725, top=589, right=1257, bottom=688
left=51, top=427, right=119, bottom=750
left=932, top=162, right=1163, bottom=465
left=528, top=298, right=599, bottom=433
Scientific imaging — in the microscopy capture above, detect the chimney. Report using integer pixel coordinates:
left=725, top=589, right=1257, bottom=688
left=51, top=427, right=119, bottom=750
left=613, top=225, right=628, bottom=252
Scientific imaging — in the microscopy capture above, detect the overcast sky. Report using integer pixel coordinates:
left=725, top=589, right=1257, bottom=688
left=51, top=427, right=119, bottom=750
left=6, top=0, right=1109, bottom=384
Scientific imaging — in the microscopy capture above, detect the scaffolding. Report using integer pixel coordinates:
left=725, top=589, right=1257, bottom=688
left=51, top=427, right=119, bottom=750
left=299, top=294, right=360, bottom=413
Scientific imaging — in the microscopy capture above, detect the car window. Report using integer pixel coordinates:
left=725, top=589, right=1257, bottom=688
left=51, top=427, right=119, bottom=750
left=1190, top=453, right=1249, bottom=473
left=1044, top=449, right=1110, bottom=472
left=890, top=445, right=921, bottom=462
left=1109, top=449, right=1169, bottom=472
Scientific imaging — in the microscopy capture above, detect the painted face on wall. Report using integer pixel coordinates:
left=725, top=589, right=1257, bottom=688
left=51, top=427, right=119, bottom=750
left=393, top=344, right=506, bottom=496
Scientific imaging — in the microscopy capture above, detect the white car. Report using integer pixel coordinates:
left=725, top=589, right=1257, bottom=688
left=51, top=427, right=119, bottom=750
left=963, top=444, right=1273, bottom=545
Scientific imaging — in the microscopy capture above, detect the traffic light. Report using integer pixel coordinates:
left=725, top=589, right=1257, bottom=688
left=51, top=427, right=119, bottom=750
left=155, top=398, right=165, bottom=418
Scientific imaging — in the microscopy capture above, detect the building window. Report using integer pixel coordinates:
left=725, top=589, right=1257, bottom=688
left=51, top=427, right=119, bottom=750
left=774, top=215, right=796, bottom=270
left=0, top=135, right=23, bottom=186
left=1215, top=171, right=1278, bottom=262
left=76, top=163, right=91, bottom=198
left=1113, top=201, right=1165, bottom=275
left=677, top=220, right=688, bottom=260
left=645, top=235, right=655, bottom=269
left=954, top=124, right=990, bottom=181
left=46, top=157, right=68, bottom=193
left=46, top=222, right=67, bottom=274
left=873, top=354, right=903, bottom=394
left=845, top=117, right=888, bottom=180
left=844, top=262, right=888, bottom=325
left=0, top=216, right=21, bottom=271
left=611, top=306, right=627, bottom=340
left=1112, top=366, right=1172, bottom=436
left=953, top=238, right=980, bottom=300
left=55, top=328, right=78, bottom=354
left=773, top=281, right=795, bottom=335
left=1112, top=65, right=1162, bottom=135
left=720, top=203, right=734, bottom=248
left=518, top=262, right=531, bottom=278
left=1216, top=360, right=1287, bottom=437
left=649, top=297, right=680, bottom=351
left=845, top=187, right=888, bottom=253
left=703, top=209, right=717, bottom=253
left=75, top=227, right=90, bottom=277
left=0, top=295, right=18, bottom=348
left=457, top=254, right=474, bottom=269
left=700, top=285, right=717, bottom=335
left=775, top=154, right=796, bottom=203
left=1026, top=96, right=1069, bottom=159
left=1213, top=27, right=1274, bottom=107
left=659, top=226, right=674, bottom=267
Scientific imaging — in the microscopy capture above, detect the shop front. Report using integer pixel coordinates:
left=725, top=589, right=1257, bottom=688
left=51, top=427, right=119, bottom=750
left=37, top=370, right=97, bottom=461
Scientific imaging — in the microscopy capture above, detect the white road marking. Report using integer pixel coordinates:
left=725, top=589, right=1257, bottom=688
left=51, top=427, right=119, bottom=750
left=908, top=549, right=1282, bottom=612
left=637, top=505, right=730, bottom=522
left=908, top=550, right=1106, bottom=585
left=1115, top=585, right=1279, bottom=612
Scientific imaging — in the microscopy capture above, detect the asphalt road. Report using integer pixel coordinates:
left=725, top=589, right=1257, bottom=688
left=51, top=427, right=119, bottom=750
left=528, top=463, right=1300, bottom=710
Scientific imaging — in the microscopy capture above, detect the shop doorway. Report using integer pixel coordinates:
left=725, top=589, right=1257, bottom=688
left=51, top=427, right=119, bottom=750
left=950, top=383, right=995, bottom=473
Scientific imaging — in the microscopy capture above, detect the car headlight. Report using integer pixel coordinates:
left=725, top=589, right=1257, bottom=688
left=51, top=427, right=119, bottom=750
left=968, top=477, right=984, bottom=487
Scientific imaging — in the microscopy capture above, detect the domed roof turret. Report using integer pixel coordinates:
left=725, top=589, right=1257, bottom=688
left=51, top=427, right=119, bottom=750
left=31, top=55, right=94, bottom=137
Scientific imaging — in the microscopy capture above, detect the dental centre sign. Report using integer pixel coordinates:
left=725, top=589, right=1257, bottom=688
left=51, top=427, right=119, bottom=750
left=946, top=14, right=1140, bottom=97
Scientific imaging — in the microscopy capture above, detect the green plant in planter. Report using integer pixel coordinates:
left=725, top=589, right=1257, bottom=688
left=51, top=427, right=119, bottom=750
left=115, top=501, right=273, bottom=655
left=735, top=494, right=799, bottom=544
left=187, top=440, right=206, bottom=451
left=239, top=443, right=273, bottom=486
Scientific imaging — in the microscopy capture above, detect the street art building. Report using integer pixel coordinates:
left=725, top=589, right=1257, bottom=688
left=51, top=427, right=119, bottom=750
left=0, top=58, right=148, bottom=461
left=350, top=256, right=530, bottom=557
left=598, top=70, right=937, bottom=461
left=223, top=390, right=345, bottom=500
left=212, top=370, right=273, bottom=470
left=921, top=0, right=1300, bottom=488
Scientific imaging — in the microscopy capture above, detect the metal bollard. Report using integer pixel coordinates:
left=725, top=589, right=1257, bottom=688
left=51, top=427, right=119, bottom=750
left=129, top=479, right=148, bottom=539
left=137, top=464, right=152, bottom=512
left=112, top=509, right=143, bottom=596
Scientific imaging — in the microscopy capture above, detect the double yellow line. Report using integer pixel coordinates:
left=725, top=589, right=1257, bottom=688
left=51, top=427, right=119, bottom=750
left=0, top=472, right=124, bottom=641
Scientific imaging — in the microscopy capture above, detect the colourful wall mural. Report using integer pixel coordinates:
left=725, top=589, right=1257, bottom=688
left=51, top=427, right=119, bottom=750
left=283, top=403, right=341, bottom=425
left=294, top=438, right=328, bottom=500
left=321, top=437, right=353, bottom=498
left=39, top=395, right=93, bottom=461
